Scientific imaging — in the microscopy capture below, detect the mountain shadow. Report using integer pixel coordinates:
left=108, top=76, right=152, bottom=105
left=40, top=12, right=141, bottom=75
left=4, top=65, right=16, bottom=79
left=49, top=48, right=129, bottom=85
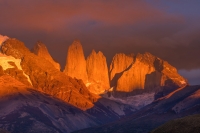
left=73, top=85, right=200, bottom=133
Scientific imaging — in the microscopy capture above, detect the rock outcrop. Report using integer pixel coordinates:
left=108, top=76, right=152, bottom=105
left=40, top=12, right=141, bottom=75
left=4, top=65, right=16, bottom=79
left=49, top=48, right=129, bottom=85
left=0, top=35, right=8, bottom=46
left=0, top=53, right=32, bottom=86
left=33, top=41, right=60, bottom=70
left=109, top=52, right=187, bottom=97
left=153, top=58, right=188, bottom=99
left=112, top=53, right=155, bottom=92
left=64, top=40, right=88, bottom=84
left=1, top=38, right=99, bottom=110
left=109, top=53, right=134, bottom=88
left=109, top=53, right=134, bottom=91
left=86, top=50, right=110, bottom=94
left=0, top=75, right=28, bottom=96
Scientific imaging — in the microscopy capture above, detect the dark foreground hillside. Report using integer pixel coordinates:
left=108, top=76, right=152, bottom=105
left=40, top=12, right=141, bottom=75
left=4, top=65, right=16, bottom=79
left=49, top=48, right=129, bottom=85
left=0, top=129, right=10, bottom=133
left=151, top=114, right=200, bottom=133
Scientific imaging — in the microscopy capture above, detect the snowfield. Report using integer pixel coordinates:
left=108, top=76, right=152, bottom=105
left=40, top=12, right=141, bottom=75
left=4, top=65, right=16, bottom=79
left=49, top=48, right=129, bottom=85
left=104, top=92, right=155, bottom=109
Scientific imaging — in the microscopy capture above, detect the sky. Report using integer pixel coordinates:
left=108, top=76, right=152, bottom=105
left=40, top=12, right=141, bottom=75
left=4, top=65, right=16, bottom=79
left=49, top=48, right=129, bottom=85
left=0, top=0, right=199, bottom=85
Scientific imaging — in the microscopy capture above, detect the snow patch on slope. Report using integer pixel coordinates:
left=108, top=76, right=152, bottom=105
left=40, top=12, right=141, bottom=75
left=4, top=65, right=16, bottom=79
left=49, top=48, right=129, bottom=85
left=86, top=82, right=91, bottom=87
left=0, top=53, right=32, bottom=85
left=101, top=100, right=126, bottom=115
left=0, top=53, right=21, bottom=70
left=105, top=92, right=154, bottom=109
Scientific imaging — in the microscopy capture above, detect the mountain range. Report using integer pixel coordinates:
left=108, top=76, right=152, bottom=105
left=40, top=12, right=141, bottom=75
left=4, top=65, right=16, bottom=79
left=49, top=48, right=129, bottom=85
left=0, top=34, right=199, bottom=133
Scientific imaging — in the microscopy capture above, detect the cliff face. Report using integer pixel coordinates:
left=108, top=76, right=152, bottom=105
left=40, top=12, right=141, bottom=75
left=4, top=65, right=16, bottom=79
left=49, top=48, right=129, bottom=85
left=64, top=40, right=88, bottom=84
left=86, top=50, right=110, bottom=94
left=115, top=53, right=155, bottom=92
left=153, top=58, right=188, bottom=99
left=63, top=40, right=187, bottom=97
left=33, top=41, right=60, bottom=70
left=1, top=38, right=99, bottom=110
left=109, top=52, right=187, bottom=97
left=64, top=42, right=111, bottom=95
left=109, top=53, right=134, bottom=88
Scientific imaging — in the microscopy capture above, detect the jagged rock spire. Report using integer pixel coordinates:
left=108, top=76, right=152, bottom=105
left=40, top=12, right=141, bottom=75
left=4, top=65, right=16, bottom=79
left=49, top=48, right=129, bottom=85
left=33, top=41, right=60, bottom=70
left=86, top=49, right=110, bottom=94
left=64, top=40, right=88, bottom=83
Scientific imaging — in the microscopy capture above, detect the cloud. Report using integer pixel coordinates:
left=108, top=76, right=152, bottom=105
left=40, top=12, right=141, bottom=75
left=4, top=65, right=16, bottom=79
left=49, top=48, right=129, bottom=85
left=0, top=0, right=182, bottom=30
left=0, top=0, right=200, bottom=71
left=179, top=69, right=200, bottom=85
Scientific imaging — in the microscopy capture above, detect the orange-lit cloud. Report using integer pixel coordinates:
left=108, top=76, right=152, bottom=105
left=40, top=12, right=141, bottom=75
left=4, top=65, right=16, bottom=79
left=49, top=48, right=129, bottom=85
left=0, top=0, right=200, bottom=73
left=0, top=1, right=183, bottom=31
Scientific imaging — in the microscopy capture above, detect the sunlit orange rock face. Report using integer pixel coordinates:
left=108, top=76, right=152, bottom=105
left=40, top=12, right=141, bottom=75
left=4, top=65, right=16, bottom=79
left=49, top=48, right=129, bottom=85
left=64, top=41, right=110, bottom=94
left=3, top=63, right=32, bottom=86
left=0, top=53, right=31, bottom=86
left=64, top=40, right=88, bottom=84
left=0, top=37, right=188, bottom=109
left=1, top=39, right=99, bottom=110
left=86, top=50, right=110, bottom=94
left=0, top=75, right=28, bottom=97
left=33, top=41, right=60, bottom=70
left=109, top=52, right=187, bottom=95
left=109, top=53, right=134, bottom=89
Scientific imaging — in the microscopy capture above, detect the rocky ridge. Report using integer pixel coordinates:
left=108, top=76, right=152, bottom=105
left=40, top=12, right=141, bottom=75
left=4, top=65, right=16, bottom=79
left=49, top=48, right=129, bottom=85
left=109, top=52, right=187, bottom=97
left=64, top=41, right=187, bottom=97
left=0, top=53, right=32, bottom=86
left=0, top=35, right=196, bottom=133
left=0, top=75, right=136, bottom=133
left=0, top=37, right=189, bottom=108
left=74, top=85, right=200, bottom=133
left=0, top=75, right=99, bottom=133
left=1, top=38, right=98, bottom=110
left=33, top=41, right=60, bottom=70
